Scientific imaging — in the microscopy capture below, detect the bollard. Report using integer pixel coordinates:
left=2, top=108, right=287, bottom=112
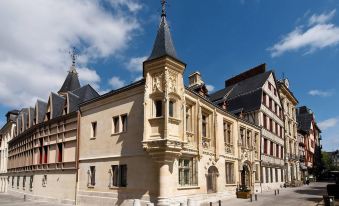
left=210, top=202, right=212, bottom=206
left=24, top=194, right=27, bottom=201
left=250, top=194, right=253, bottom=202
left=218, top=200, right=221, bottom=206
left=255, top=194, right=258, bottom=201
left=274, top=190, right=276, bottom=196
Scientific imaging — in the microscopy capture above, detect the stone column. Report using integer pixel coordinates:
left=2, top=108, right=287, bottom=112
left=157, top=161, right=173, bottom=206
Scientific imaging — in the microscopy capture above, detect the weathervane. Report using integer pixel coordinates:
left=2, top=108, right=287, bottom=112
left=69, top=47, right=78, bottom=68
left=161, top=0, right=167, bottom=17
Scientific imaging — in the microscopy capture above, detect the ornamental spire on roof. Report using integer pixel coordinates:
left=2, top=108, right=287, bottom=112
left=147, top=0, right=178, bottom=61
left=58, top=48, right=81, bottom=94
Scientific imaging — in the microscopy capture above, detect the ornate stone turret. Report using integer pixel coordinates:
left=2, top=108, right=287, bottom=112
left=142, top=1, right=186, bottom=205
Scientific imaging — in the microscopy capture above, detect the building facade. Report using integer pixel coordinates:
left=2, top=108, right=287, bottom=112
left=210, top=65, right=285, bottom=191
left=4, top=64, right=99, bottom=204
left=0, top=110, right=18, bottom=193
left=277, top=79, right=301, bottom=186
left=76, top=9, right=261, bottom=206
left=296, top=106, right=321, bottom=180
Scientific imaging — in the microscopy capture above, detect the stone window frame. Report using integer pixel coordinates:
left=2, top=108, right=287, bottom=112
left=178, top=157, right=198, bottom=187
left=112, top=114, right=129, bottom=135
left=109, top=164, right=128, bottom=188
left=87, top=166, right=96, bottom=188
left=225, top=161, right=235, bottom=185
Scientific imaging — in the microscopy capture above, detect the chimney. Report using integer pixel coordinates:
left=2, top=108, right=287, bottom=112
left=189, top=71, right=204, bottom=87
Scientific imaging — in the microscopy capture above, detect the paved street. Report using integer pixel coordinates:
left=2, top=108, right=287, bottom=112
left=204, top=181, right=337, bottom=206
left=0, top=193, right=71, bottom=206
left=0, top=182, right=336, bottom=206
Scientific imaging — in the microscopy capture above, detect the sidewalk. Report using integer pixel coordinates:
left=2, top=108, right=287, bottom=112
left=202, top=182, right=331, bottom=206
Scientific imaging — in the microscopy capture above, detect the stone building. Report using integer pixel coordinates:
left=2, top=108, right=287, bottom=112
left=297, top=130, right=307, bottom=181
left=210, top=64, right=285, bottom=191
left=4, top=63, right=99, bottom=204
left=76, top=7, right=261, bottom=206
left=0, top=110, right=19, bottom=192
left=296, top=106, right=321, bottom=179
left=277, top=79, right=301, bottom=186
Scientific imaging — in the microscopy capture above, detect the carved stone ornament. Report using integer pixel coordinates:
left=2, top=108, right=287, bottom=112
left=168, top=70, right=177, bottom=93
left=152, top=72, right=164, bottom=92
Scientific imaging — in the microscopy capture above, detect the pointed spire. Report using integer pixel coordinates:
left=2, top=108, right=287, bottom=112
left=58, top=48, right=81, bottom=94
left=148, top=0, right=178, bottom=61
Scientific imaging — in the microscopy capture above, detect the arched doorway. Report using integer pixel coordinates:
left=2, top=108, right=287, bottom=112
left=241, top=165, right=251, bottom=190
left=207, top=166, right=219, bottom=193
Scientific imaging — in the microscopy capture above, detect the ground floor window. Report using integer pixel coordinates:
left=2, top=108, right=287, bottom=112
left=270, top=168, right=273, bottom=183
left=281, top=169, right=284, bottom=182
left=275, top=168, right=279, bottom=182
left=255, top=164, right=260, bottom=181
left=265, top=167, right=269, bottom=183
left=88, top=166, right=95, bottom=187
left=17, top=176, right=20, bottom=188
left=29, top=176, right=33, bottom=190
left=111, top=164, right=127, bottom=187
left=225, top=162, right=235, bottom=184
left=178, top=158, right=198, bottom=186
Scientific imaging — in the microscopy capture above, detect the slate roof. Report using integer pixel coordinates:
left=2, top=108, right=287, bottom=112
left=209, top=69, right=272, bottom=113
left=297, top=112, right=313, bottom=133
left=148, top=16, right=177, bottom=61
left=58, top=67, right=81, bottom=94
left=35, top=100, right=47, bottom=124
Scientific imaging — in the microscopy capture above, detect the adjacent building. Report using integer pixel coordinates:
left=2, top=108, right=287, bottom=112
left=210, top=65, right=285, bottom=191
left=0, top=110, right=19, bottom=193
left=296, top=106, right=321, bottom=180
left=277, top=79, right=301, bottom=186
left=4, top=64, right=99, bottom=204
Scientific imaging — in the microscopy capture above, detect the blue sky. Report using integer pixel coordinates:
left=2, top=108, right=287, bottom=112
left=0, top=0, right=338, bottom=151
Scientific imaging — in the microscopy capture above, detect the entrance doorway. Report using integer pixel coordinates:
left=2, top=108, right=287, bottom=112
left=207, top=166, right=219, bottom=193
left=241, top=165, right=250, bottom=190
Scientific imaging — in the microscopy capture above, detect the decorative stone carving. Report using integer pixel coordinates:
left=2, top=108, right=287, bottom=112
left=168, top=70, right=177, bottom=93
left=152, top=72, right=164, bottom=92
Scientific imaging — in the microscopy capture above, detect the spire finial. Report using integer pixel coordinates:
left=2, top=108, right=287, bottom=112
left=69, top=47, right=78, bottom=68
left=161, top=0, right=166, bottom=17
left=69, top=47, right=78, bottom=74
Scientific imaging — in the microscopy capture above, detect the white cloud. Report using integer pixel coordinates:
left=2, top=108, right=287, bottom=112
left=309, top=9, right=336, bottom=26
left=133, top=75, right=143, bottom=82
left=0, top=0, right=141, bottom=108
left=108, top=76, right=125, bottom=89
left=269, top=10, right=339, bottom=57
left=206, top=84, right=215, bottom=92
left=308, top=89, right=334, bottom=97
left=126, top=56, right=147, bottom=72
left=318, top=118, right=338, bottom=130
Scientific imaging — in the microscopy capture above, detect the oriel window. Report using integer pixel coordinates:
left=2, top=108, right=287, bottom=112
left=169, top=101, right=174, bottom=117
left=155, top=100, right=163, bottom=117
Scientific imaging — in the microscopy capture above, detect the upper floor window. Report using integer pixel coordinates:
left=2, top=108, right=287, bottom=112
left=202, top=114, right=208, bottom=138
left=223, top=121, right=232, bottom=145
left=246, top=130, right=252, bottom=148
left=91, top=122, right=97, bottom=138
left=155, top=100, right=163, bottom=117
left=121, top=114, right=128, bottom=132
left=169, top=100, right=174, bottom=117
left=186, top=106, right=193, bottom=132
left=240, top=128, right=245, bottom=146
left=263, top=114, right=267, bottom=129
left=113, top=116, right=119, bottom=134
left=262, top=92, right=267, bottom=105
left=112, top=114, right=128, bottom=134
left=268, top=83, right=272, bottom=90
